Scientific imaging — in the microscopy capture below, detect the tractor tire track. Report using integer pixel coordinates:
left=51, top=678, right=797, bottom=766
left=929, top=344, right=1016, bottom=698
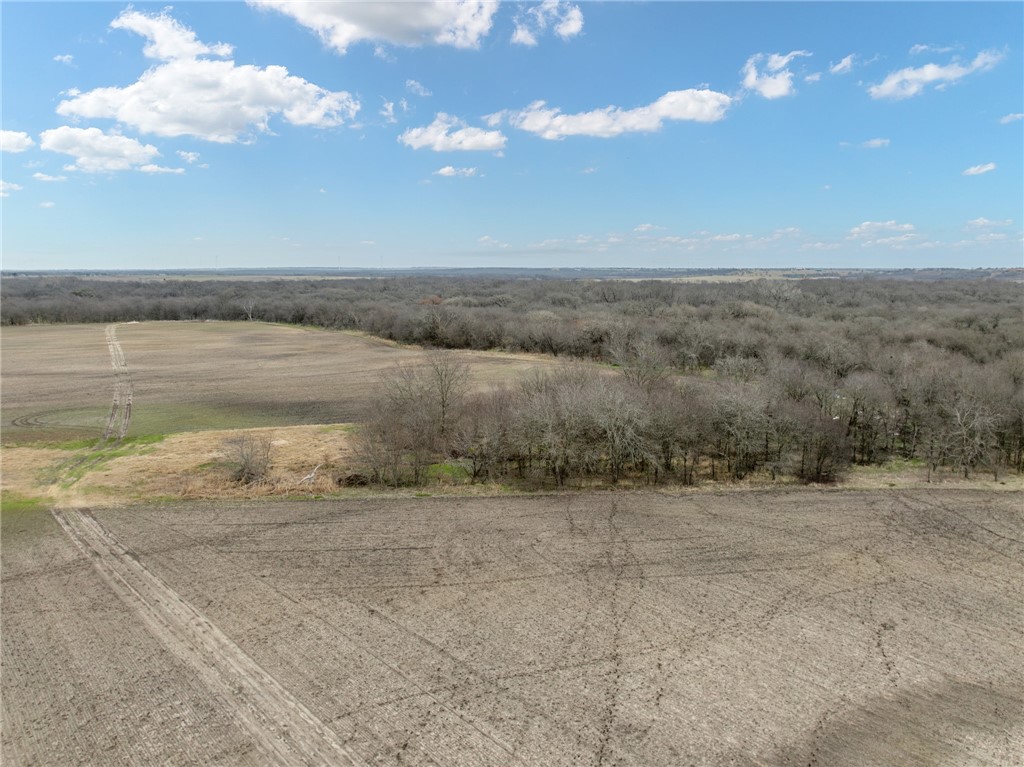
left=101, top=324, right=133, bottom=442
left=52, top=508, right=361, bottom=767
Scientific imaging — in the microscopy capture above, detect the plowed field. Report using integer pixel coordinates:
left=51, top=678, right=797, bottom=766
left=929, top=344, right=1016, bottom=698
left=3, top=489, right=1022, bottom=765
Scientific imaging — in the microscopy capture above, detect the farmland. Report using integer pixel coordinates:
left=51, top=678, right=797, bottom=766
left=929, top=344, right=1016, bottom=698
left=3, top=490, right=1022, bottom=765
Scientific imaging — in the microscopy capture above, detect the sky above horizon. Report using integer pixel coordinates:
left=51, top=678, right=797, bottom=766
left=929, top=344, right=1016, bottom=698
left=2, top=1, right=1022, bottom=270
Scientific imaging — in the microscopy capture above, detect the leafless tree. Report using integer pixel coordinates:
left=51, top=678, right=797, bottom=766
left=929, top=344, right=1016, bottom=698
left=225, top=432, right=272, bottom=484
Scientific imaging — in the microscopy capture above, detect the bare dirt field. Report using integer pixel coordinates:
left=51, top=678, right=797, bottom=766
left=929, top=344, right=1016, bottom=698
left=1, top=321, right=552, bottom=444
left=3, top=489, right=1021, bottom=766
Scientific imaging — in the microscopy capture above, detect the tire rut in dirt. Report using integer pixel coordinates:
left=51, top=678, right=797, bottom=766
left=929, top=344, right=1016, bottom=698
left=101, top=324, right=133, bottom=441
left=51, top=508, right=361, bottom=767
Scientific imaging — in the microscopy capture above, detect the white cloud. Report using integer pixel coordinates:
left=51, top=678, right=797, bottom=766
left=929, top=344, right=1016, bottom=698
left=113, top=9, right=233, bottom=61
left=32, top=172, right=67, bottom=182
left=962, top=162, right=996, bottom=176
left=848, top=220, right=915, bottom=240
left=862, top=138, right=890, bottom=149
left=434, top=165, right=477, bottom=177
left=177, top=150, right=200, bottom=164
left=139, top=164, right=185, bottom=174
left=966, top=217, right=1012, bottom=229
left=976, top=232, right=1007, bottom=242
left=56, top=10, right=359, bottom=143
left=910, top=43, right=956, bottom=55
left=804, top=73, right=821, bottom=83
left=634, top=223, right=657, bottom=232
left=249, top=0, right=499, bottom=54
left=406, top=79, right=432, bottom=97
left=0, top=180, right=23, bottom=197
left=39, top=201, right=56, bottom=208
left=399, top=113, right=506, bottom=151
left=380, top=100, right=397, bottom=124
left=868, top=50, right=1002, bottom=100
left=1, top=130, right=35, bottom=153
left=829, top=54, right=854, bottom=75
left=496, top=89, right=731, bottom=140
left=479, top=235, right=508, bottom=247
left=39, top=126, right=160, bottom=172
left=512, top=1, right=584, bottom=46
left=999, top=113, right=1023, bottom=124
left=742, top=50, right=811, bottom=99
left=53, top=53, right=74, bottom=65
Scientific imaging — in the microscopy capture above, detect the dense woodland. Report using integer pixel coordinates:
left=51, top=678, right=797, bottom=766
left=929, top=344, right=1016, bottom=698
left=3, top=273, right=1022, bottom=485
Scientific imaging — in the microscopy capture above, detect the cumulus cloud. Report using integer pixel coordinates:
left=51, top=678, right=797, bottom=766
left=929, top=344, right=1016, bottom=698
left=53, top=54, right=74, bottom=65
left=380, top=100, right=397, bottom=124
left=32, top=172, right=67, bottom=182
left=869, top=50, right=1002, bottom=100
left=999, top=113, right=1023, bottom=124
left=742, top=50, right=811, bottom=99
left=804, top=73, right=821, bottom=83
left=848, top=220, right=915, bottom=240
left=966, top=217, right=1012, bottom=229
left=0, top=180, right=23, bottom=197
left=399, top=113, right=506, bottom=151
left=249, top=0, right=498, bottom=54
left=634, top=223, right=657, bottom=232
left=434, top=165, right=477, bottom=177
left=862, top=138, right=890, bottom=148
left=512, top=0, right=584, bottom=46
left=56, top=9, right=359, bottom=143
left=1, top=130, right=35, bottom=153
left=493, top=89, right=731, bottom=140
left=963, top=162, right=996, bottom=176
left=139, top=164, right=185, bottom=174
left=177, top=151, right=201, bottom=164
left=829, top=54, right=854, bottom=74
left=39, top=126, right=162, bottom=172
left=479, top=235, right=509, bottom=248
left=406, top=79, right=432, bottom=97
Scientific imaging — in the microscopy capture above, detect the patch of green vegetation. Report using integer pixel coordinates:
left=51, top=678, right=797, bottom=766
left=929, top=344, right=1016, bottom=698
left=426, top=461, right=470, bottom=481
left=0, top=493, right=47, bottom=515
left=39, top=437, right=165, bottom=489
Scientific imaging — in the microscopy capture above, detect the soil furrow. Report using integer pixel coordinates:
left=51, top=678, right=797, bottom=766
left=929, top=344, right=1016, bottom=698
left=51, top=508, right=361, bottom=767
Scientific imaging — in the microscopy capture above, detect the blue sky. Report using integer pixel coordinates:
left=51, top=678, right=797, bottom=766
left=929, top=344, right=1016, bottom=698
left=2, top=1, right=1022, bottom=270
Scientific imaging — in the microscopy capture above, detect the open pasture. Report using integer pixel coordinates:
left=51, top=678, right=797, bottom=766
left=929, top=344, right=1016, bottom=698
left=1, top=321, right=550, bottom=444
left=3, top=489, right=1022, bottom=766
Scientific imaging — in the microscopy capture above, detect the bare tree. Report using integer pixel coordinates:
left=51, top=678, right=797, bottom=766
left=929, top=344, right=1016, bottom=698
left=225, top=432, right=272, bottom=484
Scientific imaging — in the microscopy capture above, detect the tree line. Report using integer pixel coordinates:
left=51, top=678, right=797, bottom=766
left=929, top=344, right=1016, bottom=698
left=3, top=273, right=1021, bottom=482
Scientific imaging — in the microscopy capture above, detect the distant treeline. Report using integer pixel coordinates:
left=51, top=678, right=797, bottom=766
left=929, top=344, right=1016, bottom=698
left=4, top=274, right=1022, bottom=480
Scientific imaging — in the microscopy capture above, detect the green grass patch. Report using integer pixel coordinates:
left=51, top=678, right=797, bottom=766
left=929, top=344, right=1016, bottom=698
left=425, top=461, right=471, bottom=481
left=0, top=492, right=47, bottom=515
left=39, top=436, right=166, bottom=489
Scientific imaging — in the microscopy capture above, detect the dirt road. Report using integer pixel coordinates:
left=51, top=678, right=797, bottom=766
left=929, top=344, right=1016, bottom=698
left=3, top=489, right=1022, bottom=765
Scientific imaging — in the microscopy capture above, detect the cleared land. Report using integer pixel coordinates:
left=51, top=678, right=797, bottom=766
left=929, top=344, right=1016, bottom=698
left=3, top=489, right=1022, bottom=766
left=1, top=321, right=551, bottom=444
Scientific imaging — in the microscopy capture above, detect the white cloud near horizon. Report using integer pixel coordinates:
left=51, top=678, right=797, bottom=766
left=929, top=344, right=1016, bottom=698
left=742, top=50, right=811, bottom=99
left=0, top=180, right=24, bottom=197
left=966, top=217, right=1012, bottom=229
left=40, top=126, right=165, bottom=172
left=399, top=113, right=506, bottom=151
left=848, top=220, right=915, bottom=240
left=492, top=89, right=731, bottom=140
left=512, top=0, right=584, bottom=46
left=1, top=130, right=35, bottom=153
left=249, top=0, right=499, bottom=54
left=869, top=50, right=1002, bottom=100
left=33, top=172, right=67, bottom=182
left=962, top=162, right=996, bottom=176
left=56, top=9, right=360, bottom=143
